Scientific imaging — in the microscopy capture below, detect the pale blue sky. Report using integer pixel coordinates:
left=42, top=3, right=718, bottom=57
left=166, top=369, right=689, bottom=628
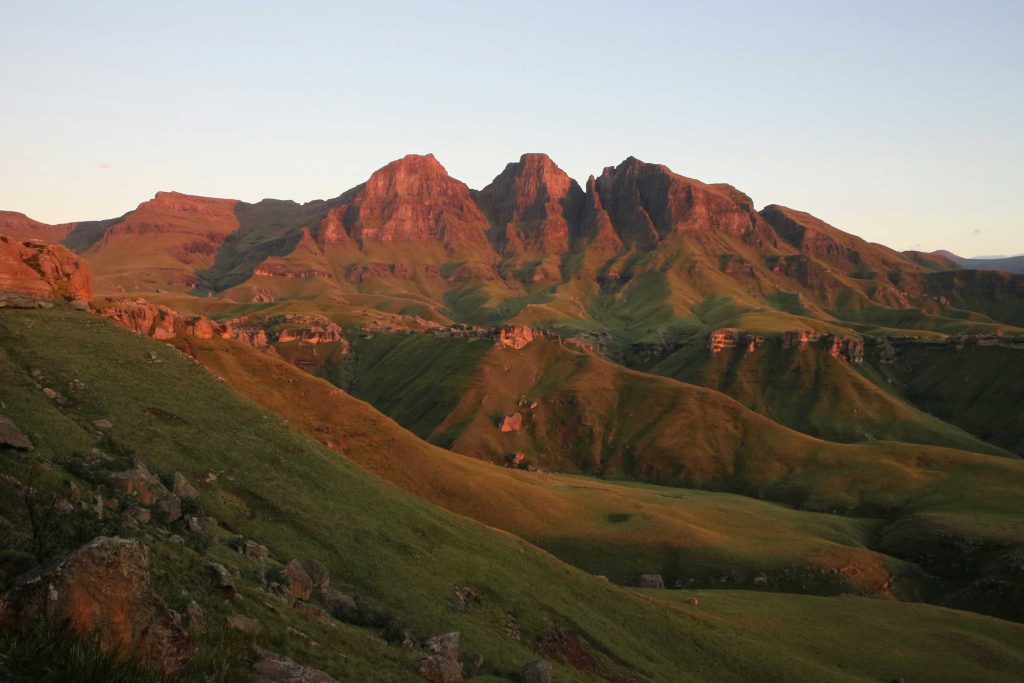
left=2, top=1, right=1021, bottom=256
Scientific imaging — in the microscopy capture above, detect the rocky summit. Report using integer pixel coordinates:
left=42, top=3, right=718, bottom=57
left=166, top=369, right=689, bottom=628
left=0, top=154, right=1022, bottom=683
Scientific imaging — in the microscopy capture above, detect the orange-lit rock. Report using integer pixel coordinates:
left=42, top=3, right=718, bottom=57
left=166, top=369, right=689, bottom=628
left=98, top=299, right=181, bottom=339
left=708, top=328, right=738, bottom=353
left=496, top=325, right=537, bottom=350
left=0, top=236, right=91, bottom=307
left=499, top=412, right=523, bottom=433
left=782, top=330, right=823, bottom=349
left=0, top=537, right=192, bottom=675
left=477, top=153, right=584, bottom=258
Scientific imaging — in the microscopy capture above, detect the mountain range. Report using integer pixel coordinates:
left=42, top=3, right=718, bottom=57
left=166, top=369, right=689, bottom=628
left=1, top=153, right=1023, bottom=682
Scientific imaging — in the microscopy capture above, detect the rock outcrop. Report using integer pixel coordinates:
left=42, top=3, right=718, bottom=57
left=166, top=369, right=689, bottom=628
left=499, top=412, right=523, bottom=433
left=496, top=325, right=537, bottom=350
left=98, top=298, right=182, bottom=339
left=327, top=154, right=492, bottom=255
left=276, top=314, right=346, bottom=345
left=0, top=537, right=192, bottom=675
left=708, top=329, right=764, bottom=354
left=251, top=649, right=338, bottom=682
left=0, top=415, right=33, bottom=450
left=107, top=460, right=182, bottom=522
left=593, top=157, right=772, bottom=246
left=708, top=328, right=739, bottom=354
left=640, top=574, right=665, bottom=589
left=282, top=559, right=314, bottom=601
left=419, top=632, right=463, bottom=683
left=0, top=236, right=92, bottom=307
left=782, top=329, right=823, bottom=349
left=520, top=660, right=553, bottom=683
left=829, top=336, right=865, bottom=364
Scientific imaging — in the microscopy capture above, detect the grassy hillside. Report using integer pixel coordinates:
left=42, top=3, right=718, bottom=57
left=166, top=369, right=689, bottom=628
left=189, top=324, right=1024, bottom=620
left=865, top=343, right=1024, bottom=456
left=651, top=589, right=1024, bottom=683
left=2, top=309, right=1024, bottom=680
left=193, top=334, right=907, bottom=596
left=649, top=340, right=1009, bottom=455
left=322, top=331, right=1024, bottom=617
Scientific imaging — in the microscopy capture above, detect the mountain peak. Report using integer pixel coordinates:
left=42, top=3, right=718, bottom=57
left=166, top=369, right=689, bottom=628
left=341, top=154, right=490, bottom=251
left=476, top=154, right=583, bottom=258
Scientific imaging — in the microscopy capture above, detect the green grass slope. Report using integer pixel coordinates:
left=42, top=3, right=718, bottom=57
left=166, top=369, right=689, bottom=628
left=192, top=335, right=908, bottom=596
left=3, top=307, right=1024, bottom=680
left=865, top=343, right=1024, bottom=456
left=649, top=340, right=1009, bottom=455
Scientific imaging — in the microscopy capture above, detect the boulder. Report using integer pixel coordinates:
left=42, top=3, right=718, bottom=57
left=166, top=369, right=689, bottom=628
left=300, top=559, right=330, bottom=590
left=499, top=412, right=523, bottom=433
left=185, top=515, right=204, bottom=534
left=251, top=649, right=338, bottom=682
left=227, top=614, right=264, bottom=636
left=206, top=558, right=238, bottom=599
left=520, top=659, right=553, bottom=683
left=106, top=460, right=166, bottom=506
left=158, top=494, right=182, bottom=523
left=0, top=415, right=33, bottom=450
left=0, top=537, right=191, bottom=675
left=243, top=539, right=269, bottom=562
left=283, top=559, right=313, bottom=601
left=91, top=418, right=113, bottom=430
left=185, top=600, right=206, bottom=634
left=172, top=471, right=200, bottom=500
left=419, top=632, right=463, bottom=683
left=107, top=460, right=181, bottom=522
left=419, top=655, right=463, bottom=683
left=640, top=574, right=665, bottom=589
left=319, top=587, right=356, bottom=614
left=451, top=585, right=479, bottom=613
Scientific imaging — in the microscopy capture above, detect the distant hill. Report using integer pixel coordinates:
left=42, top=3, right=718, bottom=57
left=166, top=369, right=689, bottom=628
left=935, top=249, right=1024, bottom=274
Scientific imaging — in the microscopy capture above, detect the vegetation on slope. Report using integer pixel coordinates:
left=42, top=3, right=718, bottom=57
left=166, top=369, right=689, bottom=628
left=649, top=340, right=1009, bottom=455
left=7, top=307, right=1019, bottom=681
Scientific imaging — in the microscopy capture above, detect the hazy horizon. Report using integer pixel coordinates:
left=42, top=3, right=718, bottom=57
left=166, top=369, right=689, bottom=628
left=3, top=1, right=1021, bottom=257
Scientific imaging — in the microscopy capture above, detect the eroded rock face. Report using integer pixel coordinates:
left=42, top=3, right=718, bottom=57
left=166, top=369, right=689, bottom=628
left=782, top=329, right=823, bottom=349
left=708, top=328, right=738, bottom=354
left=708, top=329, right=764, bottom=354
left=476, top=153, right=584, bottom=257
left=829, top=336, right=865, bottom=364
left=0, top=537, right=192, bottom=675
left=0, top=236, right=92, bottom=308
left=276, top=314, right=345, bottom=345
left=334, top=154, right=492, bottom=254
left=98, top=299, right=182, bottom=339
left=594, top=157, right=767, bottom=247
left=496, top=325, right=537, bottom=350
